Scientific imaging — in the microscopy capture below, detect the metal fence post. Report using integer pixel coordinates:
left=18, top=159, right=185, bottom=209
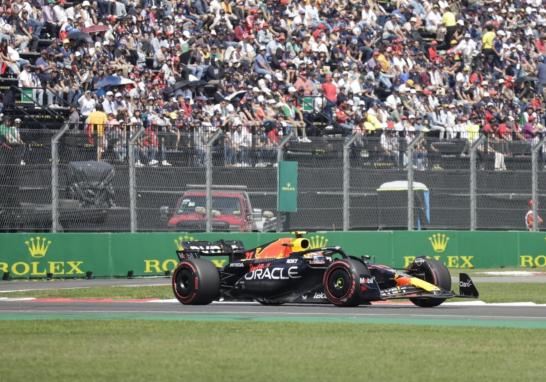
left=406, top=132, right=424, bottom=231
left=469, top=134, right=486, bottom=231
left=205, top=130, right=223, bottom=232
left=129, top=126, right=145, bottom=233
left=343, top=134, right=357, bottom=231
left=531, top=137, right=544, bottom=231
left=51, top=123, right=69, bottom=232
left=276, top=130, right=294, bottom=232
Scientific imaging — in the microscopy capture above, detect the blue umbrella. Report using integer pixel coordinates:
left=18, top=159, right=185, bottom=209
left=94, top=76, right=135, bottom=89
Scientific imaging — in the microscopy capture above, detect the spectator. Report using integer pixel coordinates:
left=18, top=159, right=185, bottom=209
left=526, top=199, right=543, bottom=231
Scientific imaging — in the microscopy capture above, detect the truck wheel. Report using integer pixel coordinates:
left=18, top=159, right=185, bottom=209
left=172, top=259, right=219, bottom=305
left=407, top=257, right=451, bottom=308
left=323, top=259, right=369, bottom=307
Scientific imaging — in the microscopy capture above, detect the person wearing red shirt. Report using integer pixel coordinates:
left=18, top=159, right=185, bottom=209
left=321, top=73, right=337, bottom=126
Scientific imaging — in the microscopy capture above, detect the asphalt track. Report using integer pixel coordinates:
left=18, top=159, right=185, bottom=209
left=1, top=277, right=546, bottom=329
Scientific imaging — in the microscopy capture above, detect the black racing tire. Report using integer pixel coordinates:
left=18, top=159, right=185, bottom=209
left=322, top=259, right=369, bottom=307
left=172, top=259, right=220, bottom=305
left=407, top=257, right=451, bottom=308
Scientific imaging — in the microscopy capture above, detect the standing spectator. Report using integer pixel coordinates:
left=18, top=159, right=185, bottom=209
left=0, top=116, right=25, bottom=165
left=102, top=91, right=117, bottom=116
left=78, top=90, right=96, bottom=119
left=86, top=104, right=108, bottom=160
left=321, top=73, right=337, bottom=127
left=537, top=56, right=546, bottom=100
left=526, top=199, right=543, bottom=231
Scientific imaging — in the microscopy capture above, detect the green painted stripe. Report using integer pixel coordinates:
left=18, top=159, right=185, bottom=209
left=1, top=312, right=545, bottom=329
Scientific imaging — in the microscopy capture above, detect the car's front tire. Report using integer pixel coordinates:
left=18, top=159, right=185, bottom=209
left=407, top=257, right=451, bottom=307
left=172, top=259, right=219, bottom=305
left=323, top=259, right=369, bottom=307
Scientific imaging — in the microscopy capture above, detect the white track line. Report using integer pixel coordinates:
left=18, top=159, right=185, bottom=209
left=0, top=309, right=544, bottom=321
left=1, top=298, right=545, bottom=307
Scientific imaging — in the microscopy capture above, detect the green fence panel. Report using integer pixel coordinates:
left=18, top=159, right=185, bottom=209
left=2, top=231, right=546, bottom=278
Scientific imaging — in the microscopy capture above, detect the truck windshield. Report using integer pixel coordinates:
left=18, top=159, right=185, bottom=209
left=177, top=197, right=242, bottom=215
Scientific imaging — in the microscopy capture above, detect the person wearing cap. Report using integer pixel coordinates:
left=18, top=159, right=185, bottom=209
left=78, top=90, right=96, bottom=119
left=526, top=199, right=543, bottom=231
left=0, top=116, right=24, bottom=146
left=451, top=32, right=478, bottom=66
left=102, top=91, right=117, bottom=116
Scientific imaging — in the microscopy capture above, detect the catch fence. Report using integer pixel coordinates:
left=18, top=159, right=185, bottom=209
left=1, top=123, right=544, bottom=232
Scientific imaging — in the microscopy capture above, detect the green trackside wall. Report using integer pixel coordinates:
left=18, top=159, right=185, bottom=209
left=1, top=231, right=546, bottom=278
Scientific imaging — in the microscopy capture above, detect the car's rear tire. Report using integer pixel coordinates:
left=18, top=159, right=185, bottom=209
left=172, top=259, right=219, bottom=305
left=407, top=257, right=451, bottom=307
left=323, top=259, right=369, bottom=307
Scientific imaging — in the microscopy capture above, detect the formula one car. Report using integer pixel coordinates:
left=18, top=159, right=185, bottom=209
left=172, top=233, right=479, bottom=307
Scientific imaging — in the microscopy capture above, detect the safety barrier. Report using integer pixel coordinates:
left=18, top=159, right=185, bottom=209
left=1, top=231, right=546, bottom=279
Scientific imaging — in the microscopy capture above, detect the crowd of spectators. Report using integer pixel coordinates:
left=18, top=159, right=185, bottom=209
left=1, top=0, right=546, bottom=168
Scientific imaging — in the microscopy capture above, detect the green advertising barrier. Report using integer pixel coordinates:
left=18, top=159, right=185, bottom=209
left=2, top=231, right=546, bottom=278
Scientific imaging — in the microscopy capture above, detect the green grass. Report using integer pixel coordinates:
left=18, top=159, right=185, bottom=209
left=2, top=282, right=546, bottom=303
left=0, top=320, right=544, bottom=382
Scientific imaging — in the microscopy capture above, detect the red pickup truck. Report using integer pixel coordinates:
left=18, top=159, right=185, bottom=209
left=165, top=188, right=275, bottom=232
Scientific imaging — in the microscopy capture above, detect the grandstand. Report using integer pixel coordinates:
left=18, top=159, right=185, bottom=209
left=1, top=0, right=545, bottom=232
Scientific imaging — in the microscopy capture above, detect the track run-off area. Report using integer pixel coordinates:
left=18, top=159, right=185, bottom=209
left=1, top=276, right=545, bottom=329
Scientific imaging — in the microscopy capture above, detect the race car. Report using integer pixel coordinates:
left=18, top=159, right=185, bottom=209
left=171, top=233, right=479, bottom=307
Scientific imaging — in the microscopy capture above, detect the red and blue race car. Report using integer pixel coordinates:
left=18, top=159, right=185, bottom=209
left=172, top=233, right=479, bottom=307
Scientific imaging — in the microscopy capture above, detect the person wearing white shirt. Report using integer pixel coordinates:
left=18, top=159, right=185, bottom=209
left=53, top=3, right=68, bottom=25
left=17, top=63, right=32, bottom=87
left=425, top=6, right=442, bottom=33
left=361, top=4, right=377, bottom=26
left=78, top=91, right=96, bottom=118
left=452, top=33, right=478, bottom=66
left=102, top=91, right=117, bottom=116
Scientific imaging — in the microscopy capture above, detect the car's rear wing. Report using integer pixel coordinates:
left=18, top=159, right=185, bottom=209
left=176, top=240, right=245, bottom=261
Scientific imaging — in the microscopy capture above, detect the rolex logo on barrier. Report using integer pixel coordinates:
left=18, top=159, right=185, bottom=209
left=25, top=236, right=52, bottom=258
left=429, top=233, right=449, bottom=253
left=174, top=235, right=197, bottom=251
left=307, top=235, right=328, bottom=249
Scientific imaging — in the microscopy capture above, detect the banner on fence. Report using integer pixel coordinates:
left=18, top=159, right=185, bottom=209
left=1, top=231, right=546, bottom=278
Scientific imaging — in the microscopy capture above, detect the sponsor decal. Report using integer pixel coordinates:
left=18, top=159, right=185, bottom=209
left=313, top=292, right=327, bottom=299
left=228, top=262, right=245, bottom=267
left=26, top=237, right=51, bottom=258
left=403, top=256, right=474, bottom=269
left=144, top=258, right=227, bottom=273
left=459, top=280, right=473, bottom=288
left=306, top=235, right=329, bottom=249
left=173, top=235, right=197, bottom=251
left=281, top=182, right=296, bottom=192
left=428, top=233, right=449, bottom=253
left=0, top=236, right=85, bottom=277
left=244, top=266, right=301, bottom=280
left=519, top=255, right=546, bottom=267
left=359, top=276, right=375, bottom=284
left=286, top=259, right=298, bottom=264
